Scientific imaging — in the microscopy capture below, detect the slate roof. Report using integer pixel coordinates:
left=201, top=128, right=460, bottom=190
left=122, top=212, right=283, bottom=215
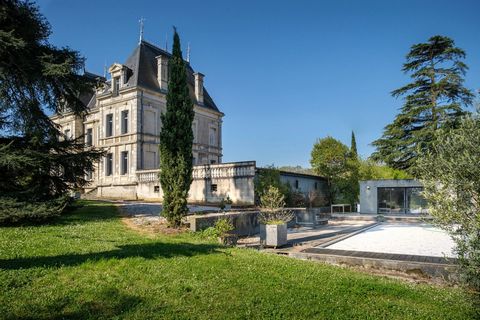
left=79, top=71, right=104, bottom=110
left=123, top=40, right=220, bottom=113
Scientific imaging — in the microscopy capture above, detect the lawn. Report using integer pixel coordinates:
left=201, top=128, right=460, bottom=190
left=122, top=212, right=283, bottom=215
left=0, top=201, right=477, bottom=319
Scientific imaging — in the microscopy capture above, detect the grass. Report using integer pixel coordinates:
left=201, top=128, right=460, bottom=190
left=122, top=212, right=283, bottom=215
left=0, top=201, right=478, bottom=319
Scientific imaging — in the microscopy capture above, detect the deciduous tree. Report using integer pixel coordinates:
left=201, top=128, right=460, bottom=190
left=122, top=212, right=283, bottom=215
left=417, top=113, right=480, bottom=289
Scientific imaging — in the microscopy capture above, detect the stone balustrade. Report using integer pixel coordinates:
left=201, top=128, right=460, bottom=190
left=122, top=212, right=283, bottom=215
left=136, top=169, right=159, bottom=183
left=136, top=161, right=256, bottom=183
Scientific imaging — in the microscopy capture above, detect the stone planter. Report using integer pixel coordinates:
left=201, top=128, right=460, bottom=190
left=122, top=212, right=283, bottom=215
left=218, top=233, right=238, bottom=246
left=259, top=223, right=288, bottom=248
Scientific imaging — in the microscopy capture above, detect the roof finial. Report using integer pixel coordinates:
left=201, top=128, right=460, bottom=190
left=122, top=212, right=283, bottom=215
left=139, top=17, right=146, bottom=44
left=103, top=59, right=107, bottom=78
left=186, top=42, right=190, bottom=63
left=165, top=33, right=168, bottom=52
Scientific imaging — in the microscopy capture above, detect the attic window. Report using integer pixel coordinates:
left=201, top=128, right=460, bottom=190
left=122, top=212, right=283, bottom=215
left=113, top=76, right=120, bottom=95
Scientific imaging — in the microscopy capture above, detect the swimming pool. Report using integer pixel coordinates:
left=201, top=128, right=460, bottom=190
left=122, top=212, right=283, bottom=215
left=326, top=223, right=456, bottom=258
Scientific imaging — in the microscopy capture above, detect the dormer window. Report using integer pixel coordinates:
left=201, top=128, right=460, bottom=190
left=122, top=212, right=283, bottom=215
left=113, top=76, right=120, bottom=95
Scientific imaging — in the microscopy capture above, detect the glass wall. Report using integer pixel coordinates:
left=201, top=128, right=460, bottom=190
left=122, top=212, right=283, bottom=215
left=377, top=187, right=426, bottom=214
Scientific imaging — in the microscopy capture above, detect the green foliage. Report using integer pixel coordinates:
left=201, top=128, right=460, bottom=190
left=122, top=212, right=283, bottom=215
left=359, top=159, right=411, bottom=180
left=417, top=114, right=480, bottom=290
left=197, top=217, right=234, bottom=239
left=372, top=35, right=474, bottom=173
left=350, top=131, right=358, bottom=159
left=0, top=0, right=103, bottom=220
left=259, top=186, right=294, bottom=224
left=0, top=201, right=477, bottom=319
left=159, top=29, right=194, bottom=227
left=0, top=196, right=71, bottom=225
left=214, top=217, right=234, bottom=237
left=310, top=136, right=358, bottom=205
left=254, top=165, right=290, bottom=202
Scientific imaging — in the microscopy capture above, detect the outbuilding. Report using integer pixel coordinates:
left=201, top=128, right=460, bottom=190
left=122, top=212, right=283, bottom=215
left=359, top=179, right=428, bottom=214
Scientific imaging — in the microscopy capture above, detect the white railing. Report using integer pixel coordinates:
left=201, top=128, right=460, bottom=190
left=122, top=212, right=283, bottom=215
left=136, top=161, right=256, bottom=183
left=136, top=169, right=159, bottom=183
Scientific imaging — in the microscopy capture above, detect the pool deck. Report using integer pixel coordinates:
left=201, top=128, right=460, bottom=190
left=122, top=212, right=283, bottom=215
left=239, top=214, right=458, bottom=281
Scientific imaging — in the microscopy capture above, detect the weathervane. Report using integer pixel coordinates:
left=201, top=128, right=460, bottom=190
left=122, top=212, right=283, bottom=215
left=103, top=59, right=107, bottom=78
left=139, top=17, right=146, bottom=44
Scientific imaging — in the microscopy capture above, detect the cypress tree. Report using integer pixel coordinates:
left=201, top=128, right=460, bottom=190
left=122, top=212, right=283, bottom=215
left=350, top=131, right=358, bottom=159
left=159, top=28, right=194, bottom=227
left=371, top=35, right=474, bottom=173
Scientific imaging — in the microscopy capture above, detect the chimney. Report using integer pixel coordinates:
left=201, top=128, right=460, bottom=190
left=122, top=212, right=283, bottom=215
left=194, top=72, right=204, bottom=104
left=156, top=55, right=168, bottom=90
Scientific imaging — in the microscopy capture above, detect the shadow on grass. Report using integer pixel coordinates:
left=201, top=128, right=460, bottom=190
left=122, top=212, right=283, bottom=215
left=0, top=241, right=221, bottom=270
left=5, top=287, right=143, bottom=320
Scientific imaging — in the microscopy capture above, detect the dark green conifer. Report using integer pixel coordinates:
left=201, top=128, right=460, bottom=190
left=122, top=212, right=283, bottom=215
left=372, top=35, right=474, bottom=173
left=350, top=131, right=358, bottom=159
left=159, top=28, right=194, bottom=227
left=0, top=0, right=103, bottom=223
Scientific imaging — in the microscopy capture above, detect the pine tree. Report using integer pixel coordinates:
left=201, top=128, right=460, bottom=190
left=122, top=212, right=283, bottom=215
left=159, top=28, right=194, bottom=227
left=371, top=35, right=474, bottom=173
left=350, top=131, right=358, bottom=159
left=0, top=0, right=103, bottom=222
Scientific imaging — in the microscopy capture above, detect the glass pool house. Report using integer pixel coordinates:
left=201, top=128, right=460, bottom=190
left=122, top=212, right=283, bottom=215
left=359, top=180, right=428, bottom=214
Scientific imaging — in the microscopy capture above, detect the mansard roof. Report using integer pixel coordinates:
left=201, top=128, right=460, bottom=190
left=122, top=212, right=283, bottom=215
left=123, top=40, right=220, bottom=113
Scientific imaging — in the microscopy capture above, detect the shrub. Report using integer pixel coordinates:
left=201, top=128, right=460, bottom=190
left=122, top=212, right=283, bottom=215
left=214, top=217, right=234, bottom=237
left=0, top=195, right=71, bottom=225
left=197, top=217, right=235, bottom=240
left=259, top=186, right=294, bottom=225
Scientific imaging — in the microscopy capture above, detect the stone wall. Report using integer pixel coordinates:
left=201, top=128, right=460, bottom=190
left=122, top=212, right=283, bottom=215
left=188, top=208, right=331, bottom=236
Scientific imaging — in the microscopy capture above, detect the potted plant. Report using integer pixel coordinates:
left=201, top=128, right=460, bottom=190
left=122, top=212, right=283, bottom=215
left=258, top=186, right=294, bottom=248
left=214, top=217, right=237, bottom=246
left=224, top=195, right=233, bottom=210
left=219, top=198, right=226, bottom=211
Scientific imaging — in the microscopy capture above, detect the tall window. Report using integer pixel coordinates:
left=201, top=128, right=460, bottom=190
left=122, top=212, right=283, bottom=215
left=86, top=128, right=93, bottom=146
left=106, top=113, right=113, bottom=137
left=121, top=151, right=128, bottom=175
left=106, top=153, right=113, bottom=176
left=121, top=110, right=129, bottom=134
left=209, top=127, right=217, bottom=146
left=113, top=76, right=120, bottom=95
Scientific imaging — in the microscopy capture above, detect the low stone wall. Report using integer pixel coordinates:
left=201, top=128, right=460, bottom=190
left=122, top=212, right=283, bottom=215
left=188, top=208, right=330, bottom=236
left=188, top=211, right=259, bottom=236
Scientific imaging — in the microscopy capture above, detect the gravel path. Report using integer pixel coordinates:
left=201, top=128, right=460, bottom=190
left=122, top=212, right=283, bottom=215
left=326, top=223, right=456, bottom=258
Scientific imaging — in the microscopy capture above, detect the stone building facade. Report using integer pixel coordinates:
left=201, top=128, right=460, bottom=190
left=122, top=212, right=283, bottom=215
left=51, top=40, right=230, bottom=202
left=52, top=39, right=328, bottom=206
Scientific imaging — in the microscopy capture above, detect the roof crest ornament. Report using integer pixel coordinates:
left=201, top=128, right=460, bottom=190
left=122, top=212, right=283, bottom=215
left=139, top=17, right=146, bottom=44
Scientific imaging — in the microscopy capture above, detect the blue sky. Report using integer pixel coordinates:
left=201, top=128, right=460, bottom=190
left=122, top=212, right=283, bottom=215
left=36, top=0, right=480, bottom=167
